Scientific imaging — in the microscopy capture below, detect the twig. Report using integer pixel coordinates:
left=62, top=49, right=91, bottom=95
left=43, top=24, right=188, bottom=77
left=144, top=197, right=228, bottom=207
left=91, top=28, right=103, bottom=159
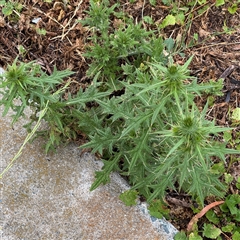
left=33, top=7, right=64, bottom=28
left=187, top=201, right=224, bottom=232
left=194, top=41, right=240, bottom=50
left=51, top=0, right=83, bottom=40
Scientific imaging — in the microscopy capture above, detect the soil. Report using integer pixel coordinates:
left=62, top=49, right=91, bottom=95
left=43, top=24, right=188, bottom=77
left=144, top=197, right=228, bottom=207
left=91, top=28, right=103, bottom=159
left=0, top=0, right=239, bottom=236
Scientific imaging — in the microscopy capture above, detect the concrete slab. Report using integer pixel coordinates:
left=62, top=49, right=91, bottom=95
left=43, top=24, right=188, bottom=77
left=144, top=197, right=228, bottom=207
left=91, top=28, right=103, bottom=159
left=0, top=104, right=177, bottom=239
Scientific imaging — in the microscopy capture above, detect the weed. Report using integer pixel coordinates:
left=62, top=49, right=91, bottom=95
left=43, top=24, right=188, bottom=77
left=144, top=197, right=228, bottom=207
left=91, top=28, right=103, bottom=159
left=36, top=28, right=47, bottom=36
left=119, top=190, right=138, bottom=206
left=0, top=0, right=22, bottom=20
left=0, top=58, right=75, bottom=152
left=159, top=0, right=240, bottom=30
left=1, top=1, right=239, bottom=239
left=77, top=1, right=239, bottom=208
left=80, top=0, right=166, bottom=90
left=1, top=0, right=237, bottom=207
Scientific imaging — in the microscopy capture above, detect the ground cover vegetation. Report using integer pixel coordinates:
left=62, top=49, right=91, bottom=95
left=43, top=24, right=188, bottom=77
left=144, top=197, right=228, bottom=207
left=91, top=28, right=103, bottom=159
left=0, top=0, right=240, bottom=239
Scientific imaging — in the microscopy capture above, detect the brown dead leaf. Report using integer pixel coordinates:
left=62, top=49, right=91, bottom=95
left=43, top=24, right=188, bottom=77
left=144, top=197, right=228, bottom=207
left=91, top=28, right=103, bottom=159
left=0, top=16, right=6, bottom=27
left=199, top=27, right=210, bottom=38
left=113, top=19, right=124, bottom=29
left=58, top=9, right=66, bottom=22
left=19, top=14, right=30, bottom=31
left=232, top=44, right=240, bottom=51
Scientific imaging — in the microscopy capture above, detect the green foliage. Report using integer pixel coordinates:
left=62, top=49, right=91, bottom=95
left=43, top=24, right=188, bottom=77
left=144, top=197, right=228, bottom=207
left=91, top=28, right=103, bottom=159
left=228, top=3, right=238, bottom=14
left=180, top=191, right=240, bottom=239
left=36, top=28, right=47, bottom=35
left=119, top=190, right=138, bottom=206
left=0, top=58, right=74, bottom=151
left=203, top=224, right=221, bottom=239
left=236, top=177, right=240, bottom=189
left=1, top=2, right=239, bottom=239
left=0, top=59, right=68, bottom=123
left=74, top=0, right=239, bottom=208
left=231, top=107, right=240, bottom=124
left=206, top=210, right=220, bottom=224
left=174, top=231, right=188, bottom=240
left=233, top=231, right=240, bottom=240
left=175, top=231, right=204, bottom=240
left=160, top=14, right=176, bottom=29
left=211, top=162, right=225, bottom=175
left=159, top=0, right=239, bottom=31
left=220, top=194, right=240, bottom=216
left=82, top=50, right=237, bottom=206
left=0, top=0, right=22, bottom=19
left=200, top=79, right=224, bottom=96
left=189, top=233, right=202, bottom=240
left=80, top=0, right=119, bottom=39
left=149, top=0, right=156, bottom=6
left=216, top=0, right=225, bottom=7
left=148, top=199, right=170, bottom=219
left=81, top=0, right=166, bottom=90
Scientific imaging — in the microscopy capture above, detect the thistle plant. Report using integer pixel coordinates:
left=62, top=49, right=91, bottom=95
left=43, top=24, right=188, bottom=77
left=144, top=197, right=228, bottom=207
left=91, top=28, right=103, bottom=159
left=81, top=55, right=238, bottom=205
left=0, top=59, right=71, bottom=122
left=0, top=58, right=112, bottom=152
left=81, top=0, right=166, bottom=91
left=0, top=58, right=74, bottom=151
left=136, top=102, right=237, bottom=204
left=1, top=0, right=238, bottom=208
left=73, top=0, right=239, bottom=206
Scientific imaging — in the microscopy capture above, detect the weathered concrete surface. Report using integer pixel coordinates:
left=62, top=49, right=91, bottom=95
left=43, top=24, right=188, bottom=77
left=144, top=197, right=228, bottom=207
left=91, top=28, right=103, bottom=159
left=0, top=104, right=177, bottom=239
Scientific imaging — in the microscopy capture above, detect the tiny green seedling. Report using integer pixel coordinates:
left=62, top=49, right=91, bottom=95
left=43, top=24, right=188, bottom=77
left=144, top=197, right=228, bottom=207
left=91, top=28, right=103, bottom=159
left=119, top=190, right=138, bottom=206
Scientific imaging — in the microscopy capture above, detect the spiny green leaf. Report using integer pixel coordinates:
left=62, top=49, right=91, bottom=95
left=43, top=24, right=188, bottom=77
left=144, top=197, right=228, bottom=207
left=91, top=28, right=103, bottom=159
left=119, top=111, right=152, bottom=139
left=90, top=154, right=121, bottom=191
left=127, top=129, right=150, bottom=172
left=90, top=170, right=111, bottom=191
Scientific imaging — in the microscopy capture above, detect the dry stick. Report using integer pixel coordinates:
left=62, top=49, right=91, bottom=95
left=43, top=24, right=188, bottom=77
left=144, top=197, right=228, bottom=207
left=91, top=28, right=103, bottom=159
left=194, top=41, right=240, bottom=50
left=187, top=200, right=224, bottom=232
left=52, top=0, right=83, bottom=40
left=219, top=65, right=235, bottom=80
left=33, top=0, right=83, bottom=41
left=33, top=7, right=64, bottom=28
